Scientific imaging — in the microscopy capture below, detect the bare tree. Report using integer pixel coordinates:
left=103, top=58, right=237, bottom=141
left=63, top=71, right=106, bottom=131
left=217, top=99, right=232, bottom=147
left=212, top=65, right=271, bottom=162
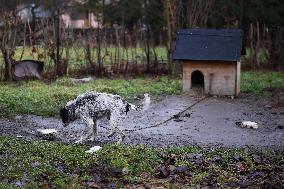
left=268, top=26, right=284, bottom=70
left=0, top=11, right=20, bottom=81
left=186, top=0, right=215, bottom=28
left=163, top=0, right=178, bottom=73
left=36, top=0, right=70, bottom=76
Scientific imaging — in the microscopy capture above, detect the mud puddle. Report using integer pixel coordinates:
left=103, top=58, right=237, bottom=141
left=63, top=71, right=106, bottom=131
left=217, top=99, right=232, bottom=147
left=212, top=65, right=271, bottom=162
left=1, top=95, right=284, bottom=148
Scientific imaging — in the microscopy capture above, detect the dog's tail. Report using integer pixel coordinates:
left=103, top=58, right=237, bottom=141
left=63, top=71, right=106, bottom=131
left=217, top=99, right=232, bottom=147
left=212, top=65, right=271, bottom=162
left=130, top=93, right=151, bottom=111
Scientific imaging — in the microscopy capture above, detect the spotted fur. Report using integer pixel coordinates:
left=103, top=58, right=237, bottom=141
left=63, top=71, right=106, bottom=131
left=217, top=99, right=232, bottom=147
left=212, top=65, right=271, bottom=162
left=60, top=91, right=150, bottom=144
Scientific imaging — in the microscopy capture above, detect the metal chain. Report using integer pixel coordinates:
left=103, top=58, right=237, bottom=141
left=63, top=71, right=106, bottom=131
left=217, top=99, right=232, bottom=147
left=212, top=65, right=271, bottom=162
left=97, top=96, right=208, bottom=133
left=123, top=95, right=208, bottom=133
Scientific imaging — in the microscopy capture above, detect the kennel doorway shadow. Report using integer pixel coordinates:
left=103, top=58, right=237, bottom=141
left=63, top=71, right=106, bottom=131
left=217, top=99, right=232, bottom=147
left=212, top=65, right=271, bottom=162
left=191, top=70, right=205, bottom=93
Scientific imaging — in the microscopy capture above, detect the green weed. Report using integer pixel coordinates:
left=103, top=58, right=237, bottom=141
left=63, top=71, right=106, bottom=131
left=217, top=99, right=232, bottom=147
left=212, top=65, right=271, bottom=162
left=241, top=71, right=284, bottom=93
left=0, top=77, right=181, bottom=117
left=0, top=72, right=283, bottom=117
left=0, top=136, right=283, bottom=188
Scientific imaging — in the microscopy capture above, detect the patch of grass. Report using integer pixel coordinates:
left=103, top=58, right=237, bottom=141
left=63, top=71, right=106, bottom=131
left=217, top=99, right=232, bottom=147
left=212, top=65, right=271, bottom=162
left=245, top=48, right=270, bottom=65
left=97, top=144, right=161, bottom=174
left=0, top=137, right=93, bottom=188
left=0, top=76, right=181, bottom=117
left=241, top=71, right=284, bottom=93
left=1, top=136, right=284, bottom=188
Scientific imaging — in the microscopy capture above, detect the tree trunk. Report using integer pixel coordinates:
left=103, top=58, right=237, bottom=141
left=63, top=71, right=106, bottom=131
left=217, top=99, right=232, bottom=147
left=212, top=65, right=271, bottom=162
left=164, top=0, right=174, bottom=74
left=269, top=27, right=284, bottom=70
left=3, top=49, right=13, bottom=81
left=250, top=23, right=256, bottom=70
left=97, top=29, right=102, bottom=74
left=55, top=8, right=62, bottom=76
left=145, top=26, right=151, bottom=72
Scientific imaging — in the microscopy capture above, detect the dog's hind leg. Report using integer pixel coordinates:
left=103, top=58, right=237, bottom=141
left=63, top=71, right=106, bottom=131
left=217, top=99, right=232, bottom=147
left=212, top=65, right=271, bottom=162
left=107, top=127, right=125, bottom=144
left=108, top=113, right=126, bottom=144
left=116, top=129, right=125, bottom=144
left=107, top=113, right=117, bottom=138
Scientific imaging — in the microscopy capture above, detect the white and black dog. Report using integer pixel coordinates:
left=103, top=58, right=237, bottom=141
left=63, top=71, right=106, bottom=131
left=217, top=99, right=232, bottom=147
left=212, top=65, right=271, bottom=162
left=60, top=91, right=150, bottom=144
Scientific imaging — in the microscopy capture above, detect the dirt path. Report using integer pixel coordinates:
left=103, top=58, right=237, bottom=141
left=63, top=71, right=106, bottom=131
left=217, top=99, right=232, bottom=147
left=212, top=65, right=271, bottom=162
left=1, top=95, right=284, bottom=148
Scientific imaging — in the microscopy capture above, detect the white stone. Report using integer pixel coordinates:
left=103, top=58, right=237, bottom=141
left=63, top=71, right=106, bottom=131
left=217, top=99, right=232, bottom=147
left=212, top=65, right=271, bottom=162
left=85, top=146, right=102, bottom=154
left=37, top=129, right=58, bottom=135
left=238, top=121, right=258, bottom=129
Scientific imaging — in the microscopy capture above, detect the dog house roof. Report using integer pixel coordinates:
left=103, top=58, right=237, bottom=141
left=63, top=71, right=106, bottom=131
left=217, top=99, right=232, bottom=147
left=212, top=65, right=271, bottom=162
left=173, top=29, right=244, bottom=62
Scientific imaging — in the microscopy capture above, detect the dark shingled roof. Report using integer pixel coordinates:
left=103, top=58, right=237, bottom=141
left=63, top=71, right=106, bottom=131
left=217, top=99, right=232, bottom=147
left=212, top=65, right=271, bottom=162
left=173, top=29, right=244, bottom=62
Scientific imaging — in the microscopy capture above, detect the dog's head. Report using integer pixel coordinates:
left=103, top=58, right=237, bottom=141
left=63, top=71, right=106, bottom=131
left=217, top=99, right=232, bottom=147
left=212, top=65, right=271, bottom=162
left=60, top=107, right=70, bottom=127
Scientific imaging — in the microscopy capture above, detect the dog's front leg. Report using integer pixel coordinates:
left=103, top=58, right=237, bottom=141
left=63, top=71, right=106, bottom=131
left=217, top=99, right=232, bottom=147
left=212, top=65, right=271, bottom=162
left=90, top=119, right=98, bottom=142
left=75, top=118, right=94, bottom=144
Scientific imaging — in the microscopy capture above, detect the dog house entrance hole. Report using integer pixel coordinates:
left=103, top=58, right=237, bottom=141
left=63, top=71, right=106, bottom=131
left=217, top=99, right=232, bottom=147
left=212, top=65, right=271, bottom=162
left=191, top=70, right=204, bottom=89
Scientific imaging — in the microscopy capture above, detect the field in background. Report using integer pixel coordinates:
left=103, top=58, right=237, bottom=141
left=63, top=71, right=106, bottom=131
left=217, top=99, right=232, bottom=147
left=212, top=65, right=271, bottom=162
left=0, top=46, right=168, bottom=71
left=0, top=47, right=272, bottom=72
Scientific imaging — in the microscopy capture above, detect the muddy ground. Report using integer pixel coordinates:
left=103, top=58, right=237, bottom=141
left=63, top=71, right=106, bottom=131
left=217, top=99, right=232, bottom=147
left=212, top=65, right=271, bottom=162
left=0, top=95, right=284, bottom=148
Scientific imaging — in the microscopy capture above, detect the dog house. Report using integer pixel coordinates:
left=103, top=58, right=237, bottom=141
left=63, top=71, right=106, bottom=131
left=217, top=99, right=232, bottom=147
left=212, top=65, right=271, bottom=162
left=173, top=29, right=244, bottom=96
left=12, top=60, right=44, bottom=81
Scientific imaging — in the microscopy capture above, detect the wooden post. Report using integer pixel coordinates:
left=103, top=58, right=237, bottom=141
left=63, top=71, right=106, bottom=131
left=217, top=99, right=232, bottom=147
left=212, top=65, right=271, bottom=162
left=55, top=8, right=61, bottom=76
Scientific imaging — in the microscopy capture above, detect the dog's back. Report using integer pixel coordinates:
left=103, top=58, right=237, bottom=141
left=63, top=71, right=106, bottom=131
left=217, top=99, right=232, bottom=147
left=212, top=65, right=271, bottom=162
left=70, top=92, right=128, bottom=116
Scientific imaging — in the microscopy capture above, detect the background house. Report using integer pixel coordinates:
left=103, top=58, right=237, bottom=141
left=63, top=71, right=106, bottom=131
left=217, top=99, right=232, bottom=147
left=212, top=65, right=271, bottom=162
left=173, top=29, right=244, bottom=96
left=17, top=3, right=99, bottom=29
left=61, top=8, right=99, bottom=29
